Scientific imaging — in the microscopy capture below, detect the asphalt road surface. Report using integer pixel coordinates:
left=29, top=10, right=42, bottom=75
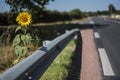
left=92, top=17, right=120, bottom=80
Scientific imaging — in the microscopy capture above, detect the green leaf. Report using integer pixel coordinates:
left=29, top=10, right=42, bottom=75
left=21, top=34, right=26, bottom=45
left=14, top=46, right=28, bottom=57
left=13, top=34, right=21, bottom=46
left=25, top=33, right=32, bottom=44
left=21, top=28, right=27, bottom=34
left=21, top=33, right=33, bottom=45
left=15, top=26, right=21, bottom=33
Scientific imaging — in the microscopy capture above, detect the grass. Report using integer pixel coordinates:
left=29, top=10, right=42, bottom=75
left=0, top=44, right=39, bottom=73
left=40, top=38, right=76, bottom=80
left=0, top=45, right=15, bottom=73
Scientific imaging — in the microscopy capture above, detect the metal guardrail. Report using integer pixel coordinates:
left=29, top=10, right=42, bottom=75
left=0, top=29, right=80, bottom=80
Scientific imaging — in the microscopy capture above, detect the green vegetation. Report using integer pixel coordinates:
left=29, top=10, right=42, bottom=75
left=0, top=9, right=87, bottom=25
left=5, top=0, right=54, bottom=13
left=108, top=4, right=116, bottom=15
left=40, top=38, right=76, bottom=80
left=69, top=9, right=82, bottom=19
left=2, top=0, right=86, bottom=25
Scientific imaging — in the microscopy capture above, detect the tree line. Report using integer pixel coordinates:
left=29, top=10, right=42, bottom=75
left=1, top=8, right=120, bottom=25
left=0, top=0, right=120, bottom=26
left=0, top=9, right=87, bottom=25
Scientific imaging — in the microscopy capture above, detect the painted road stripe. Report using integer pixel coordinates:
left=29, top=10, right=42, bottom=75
left=98, top=48, right=115, bottom=76
left=109, top=20, right=120, bottom=24
left=89, top=21, right=94, bottom=24
left=94, top=32, right=100, bottom=38
left=92, top=20, right=115, bottom=76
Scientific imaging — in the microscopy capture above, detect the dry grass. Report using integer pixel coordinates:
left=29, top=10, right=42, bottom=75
left=0, top=45, right=15, bottom=73
left=0, top=44, right=39, bottom=74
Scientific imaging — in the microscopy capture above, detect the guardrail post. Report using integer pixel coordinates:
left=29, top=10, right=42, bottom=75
left=43, top=40, right=51, bottom=47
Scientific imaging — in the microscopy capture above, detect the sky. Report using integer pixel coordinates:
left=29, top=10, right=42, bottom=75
left=0, top=0, right=120, bottom=12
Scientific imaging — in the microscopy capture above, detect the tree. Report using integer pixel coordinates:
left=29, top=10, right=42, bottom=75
left=108, top=4, right=116, bottom=15
left=5, top=0, right=54, bottom=13
left=97, top=10, right=101, bottom=15
left=61, top=11, right=71, bottom=21
left=69, top=9, right=82, bottom=19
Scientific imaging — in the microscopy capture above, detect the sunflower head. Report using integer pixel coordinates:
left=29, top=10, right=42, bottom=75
left=16, top=12, right=32, bottom=27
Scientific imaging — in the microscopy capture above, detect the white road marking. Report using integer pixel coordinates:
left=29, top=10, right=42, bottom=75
left=93, top=19, right=115, bottom=76
left=89, top=21, right=94, bottom=24
left=109, top=20, right=120, bottom=24
left=94, top=32, right=100, bottom=38
left=98, top=48, right=115, bottom=76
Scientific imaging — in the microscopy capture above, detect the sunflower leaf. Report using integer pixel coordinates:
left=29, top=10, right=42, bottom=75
left=14, top=45, right=28, bottom=57
left=15, top=26, right=21, bottom=33
left=13, top=34, right=21, bottom=47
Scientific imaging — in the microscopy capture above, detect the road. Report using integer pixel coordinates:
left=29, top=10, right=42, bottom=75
left=92, top=17, right=120, bottom=80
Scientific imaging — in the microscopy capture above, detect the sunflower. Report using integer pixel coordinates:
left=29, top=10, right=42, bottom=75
left=16, top=12, right=32, bottom=27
